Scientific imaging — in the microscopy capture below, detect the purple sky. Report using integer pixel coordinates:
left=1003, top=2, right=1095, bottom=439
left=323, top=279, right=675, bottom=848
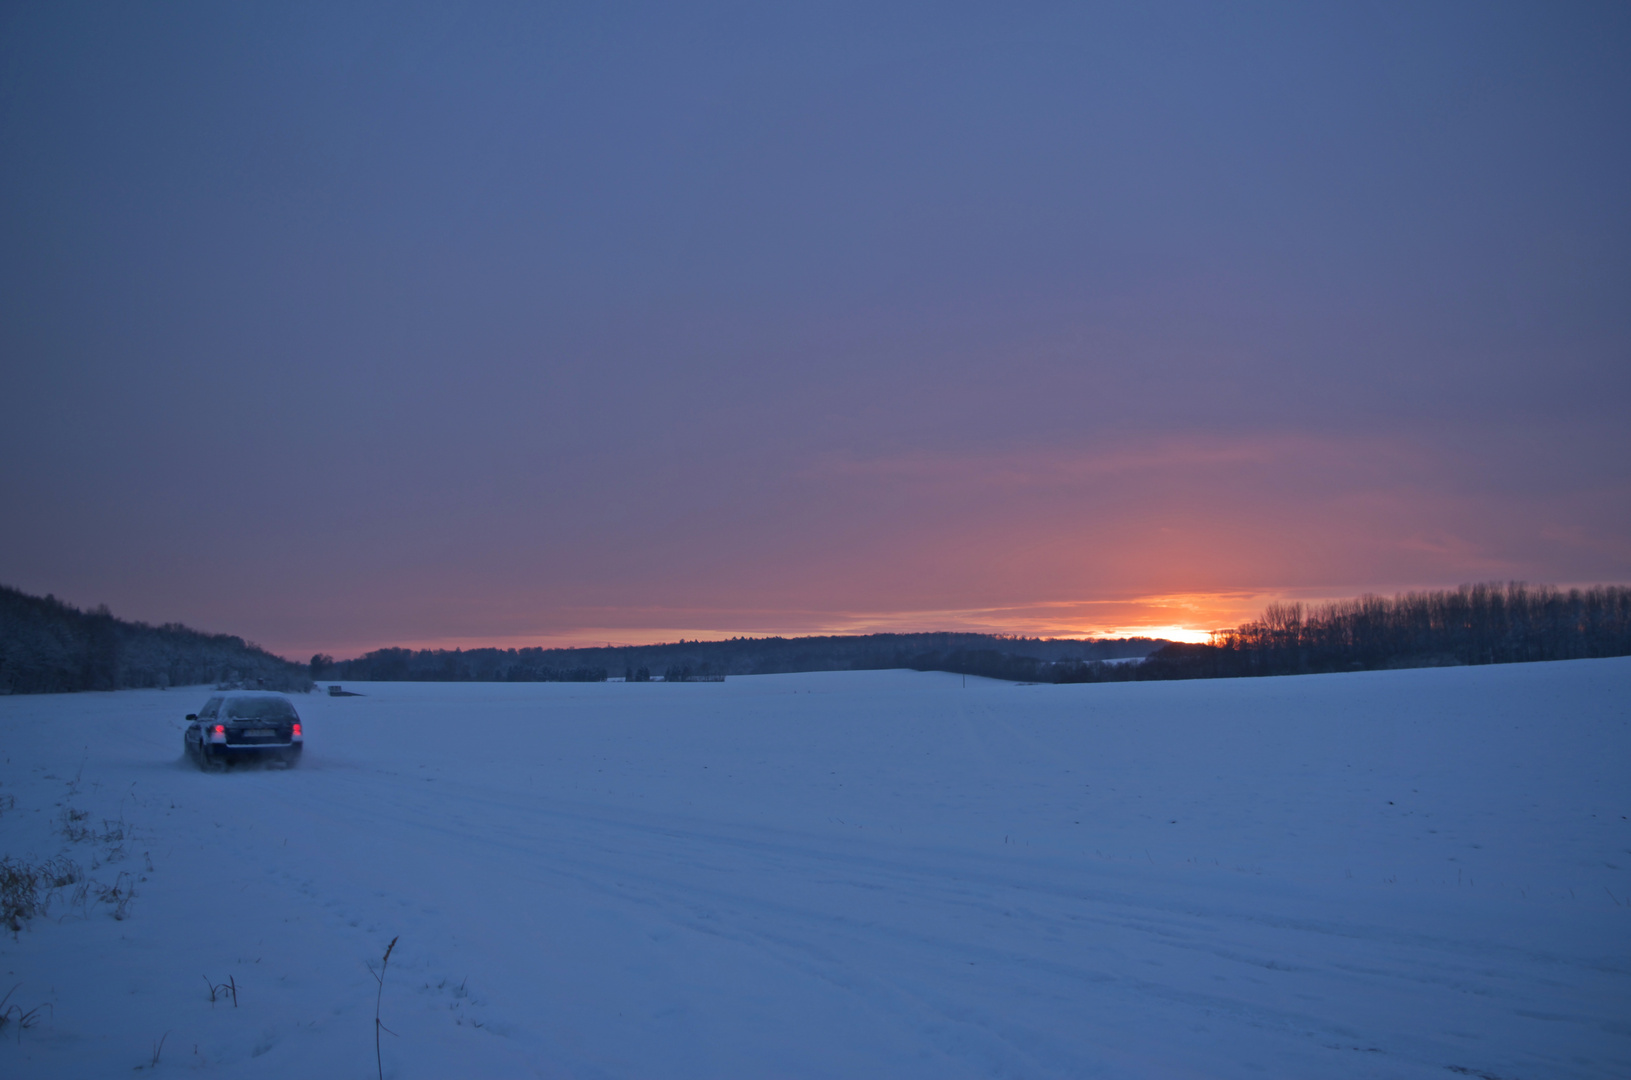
left=3, top=2, right=1628, bottom=659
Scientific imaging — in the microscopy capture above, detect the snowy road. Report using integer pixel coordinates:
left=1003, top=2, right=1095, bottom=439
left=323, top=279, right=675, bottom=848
left=3, top=662, right=1628, bottom=1077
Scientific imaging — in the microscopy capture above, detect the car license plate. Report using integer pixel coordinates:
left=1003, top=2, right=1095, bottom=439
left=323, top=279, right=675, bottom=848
left=244, top=728, right=275, bottom=737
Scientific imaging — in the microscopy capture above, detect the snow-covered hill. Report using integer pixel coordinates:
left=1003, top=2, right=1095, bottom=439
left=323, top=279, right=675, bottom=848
left=2, top=662, right=1628, bottom=1078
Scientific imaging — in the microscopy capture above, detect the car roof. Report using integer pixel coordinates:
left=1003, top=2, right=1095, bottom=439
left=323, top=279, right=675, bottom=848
left=210, top=690, right=294, bottom=700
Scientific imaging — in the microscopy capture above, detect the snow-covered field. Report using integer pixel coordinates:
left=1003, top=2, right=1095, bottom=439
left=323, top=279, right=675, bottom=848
left=2, top=661, right=1628, bottom=1078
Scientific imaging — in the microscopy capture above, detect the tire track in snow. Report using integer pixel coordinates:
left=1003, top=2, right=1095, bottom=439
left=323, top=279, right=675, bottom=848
left=254, top=764, right=1623, bottom=1079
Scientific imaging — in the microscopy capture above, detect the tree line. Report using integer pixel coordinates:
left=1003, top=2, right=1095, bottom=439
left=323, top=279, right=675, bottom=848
left=316, top=632, right=1164, bottom=683
left=1177, top=582, right=1631, bottom=679
left=11, top=580, right=1619, bottom=696
left=0, top=583, right=313, bottom=695
left=316, top=584, right=1631, bottom=686
left=947, top=582, right=1631, bottom=685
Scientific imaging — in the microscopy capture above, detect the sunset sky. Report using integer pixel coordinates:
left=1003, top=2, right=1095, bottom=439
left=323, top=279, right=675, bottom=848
left=3, top=2, right=1628, bottom=660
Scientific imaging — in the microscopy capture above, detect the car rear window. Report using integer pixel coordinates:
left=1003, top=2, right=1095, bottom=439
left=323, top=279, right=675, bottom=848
left=223, top=698, right=298, bottom=721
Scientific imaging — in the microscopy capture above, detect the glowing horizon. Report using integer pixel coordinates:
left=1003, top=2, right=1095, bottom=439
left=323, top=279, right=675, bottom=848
left=301, top=622, right=1221, bottom=660
left=284, top=591, right=1356, bottom=660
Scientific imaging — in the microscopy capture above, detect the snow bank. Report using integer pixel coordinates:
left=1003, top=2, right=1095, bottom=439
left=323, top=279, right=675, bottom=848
left=2, top=660, right=1627, bottom=1077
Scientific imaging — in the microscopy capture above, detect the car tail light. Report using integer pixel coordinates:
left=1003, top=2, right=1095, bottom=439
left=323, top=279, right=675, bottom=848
left=292, top=723, right=302, bottom=737
left=214, top=724, right=225, bottom=734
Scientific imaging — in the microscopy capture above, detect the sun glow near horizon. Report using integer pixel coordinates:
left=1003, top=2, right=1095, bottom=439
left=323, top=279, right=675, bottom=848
left=288, top=583, right=1540, bottom=660
left=287, top=592, right=1285, bottom=659
left=309, top=613, right=1227, bottom=659
left=1089, top=625, right=1215, bottom=645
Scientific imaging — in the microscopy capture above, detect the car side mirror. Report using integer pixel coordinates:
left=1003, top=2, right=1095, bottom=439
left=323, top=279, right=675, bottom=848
left=186, top=714, right=198, bottom=721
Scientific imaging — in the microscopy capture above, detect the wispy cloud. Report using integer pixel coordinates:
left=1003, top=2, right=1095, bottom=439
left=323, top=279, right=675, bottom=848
left=798, top=432, right=1436, bottom=495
